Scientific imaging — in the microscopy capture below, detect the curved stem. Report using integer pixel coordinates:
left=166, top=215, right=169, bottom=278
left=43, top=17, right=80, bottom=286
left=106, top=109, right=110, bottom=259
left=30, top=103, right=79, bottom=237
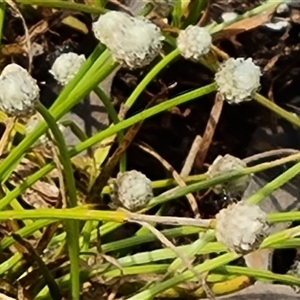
left=36, top=103, right=80, bottom=300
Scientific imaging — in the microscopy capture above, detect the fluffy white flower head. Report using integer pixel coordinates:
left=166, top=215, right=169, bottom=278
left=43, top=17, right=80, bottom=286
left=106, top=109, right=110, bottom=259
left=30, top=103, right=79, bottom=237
left=208, top=154, right=250, bottom=196
left=0, top=64, right=39, bottom=117
left=92, top=11, right=164, bottom=69
left=111, top=170, right=153, bottom=211
left=216, top=201, right=270, bottom=254
left=177, top=26, right=212, bottom=60
left=50, top=52, right=86, bottom=85
left=215, top=57, right=261, bottom=104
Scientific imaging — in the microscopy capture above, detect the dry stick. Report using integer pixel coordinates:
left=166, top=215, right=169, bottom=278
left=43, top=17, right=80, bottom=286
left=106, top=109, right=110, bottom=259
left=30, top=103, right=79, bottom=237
left=128, top=213, right=212, bottom=227
left=137, top=142, right=200, bottom=218
left=195, top=93, right=224, bottom=169
left=181, top=135, right=203, bottom=177
left=243, top=149, right=300, bottom=165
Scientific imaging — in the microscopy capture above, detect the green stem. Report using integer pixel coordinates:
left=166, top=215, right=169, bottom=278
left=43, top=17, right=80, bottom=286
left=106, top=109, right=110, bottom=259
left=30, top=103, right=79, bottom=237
left=124, top=49, right=180, bottom=111
left=93, top=86, right=120, bottom=128
left=15, top=0, right=107, bottom=14
left=0, top=1, right=5, bottom=47
left=246, top=160, right=300, bottom=205
left=92, top=86, right=125, bottom=170
left=254, top=93, right=300, bottom=129
left=36, top=103, right=80, bottom=300
left=219, top=265, right=300, bottom=286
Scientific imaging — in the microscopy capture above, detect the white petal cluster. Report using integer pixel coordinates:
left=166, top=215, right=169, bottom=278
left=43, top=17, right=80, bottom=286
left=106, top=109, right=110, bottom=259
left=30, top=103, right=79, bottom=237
left=215, top=201, right=270, bottom=254
left=177, top=25, right=212, bottom=60
left=215, top=57, right=261, bottom=104
left=208, top=154, right=250, bottom=196
left=0, top=64, right=39, bottom=117
left=50, top=52, right=86, bottom=86
left=111, top=170, right=153, bottom=211
left=146, top=0, right=175, bottom=17
left=92, top=11, right=164, bottom=69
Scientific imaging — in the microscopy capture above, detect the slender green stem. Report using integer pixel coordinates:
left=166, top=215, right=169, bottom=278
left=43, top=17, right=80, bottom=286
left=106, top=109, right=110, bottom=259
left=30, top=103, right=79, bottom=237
left=93, top=86, right=125, bottom=170
left=124, top=49, right=180, bottom=111
left=15, top=0, right=107, bottom=14
left=246, top=160, right=300, bottom=205
left=0, top=1, right=5, bottom=47
left=208, top=0, right=285, bottom=34
left=254, top=93, right=300, bottom=129
left=219, top=265, right=300, bottom=285
left=35, top=105, right=78, bottom=207
left=36, top=103, right=80, bottom=300
left=93, top=86, right=120, bottom=127
left=269, top=211, right=300, bottom=223
left=0, top=220, right=54, bottom=251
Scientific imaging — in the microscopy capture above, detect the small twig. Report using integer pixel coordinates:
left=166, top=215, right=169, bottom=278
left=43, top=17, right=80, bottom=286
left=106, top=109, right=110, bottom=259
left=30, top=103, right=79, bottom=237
left=137, top=142, right=200, bottom=218
left=128, top=213, right=212, bottom=228
left=243, top=149, right=300, bottom=165
left=195, top=93, right=224, bottom=168
left=181, top=135, right=203, bottom=177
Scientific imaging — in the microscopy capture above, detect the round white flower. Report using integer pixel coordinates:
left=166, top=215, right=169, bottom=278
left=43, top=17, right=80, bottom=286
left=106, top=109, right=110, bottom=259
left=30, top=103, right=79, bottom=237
left=215, top=201, right=270, bottom=254
left=177, top=25, right=212, bottom=60
left=208, top=154, right=250, bottom=196
left=110, top=170, right=153, bottom=211
left=50, top=52, right=86, bottom=85
left=215, top=57, right=261, bottom=104
left=0, top=64, right=39, bottom=117
left=92, top=11, right=164, bottom=69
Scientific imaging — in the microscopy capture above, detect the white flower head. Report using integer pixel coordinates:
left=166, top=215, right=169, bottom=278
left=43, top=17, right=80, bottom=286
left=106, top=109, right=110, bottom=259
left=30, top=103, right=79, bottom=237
left=0, top=64, right=39, bottom=117
left=110, top=170, right=153, bottom=211
left=50, top=52, right=86, bottom=85
left=208, top=154, right=250, bottom=196
left=215, top=201, right=270, bottom=254
left=92, top=11, right=165, bottom=69
left=177, top=25, right=212, bottom=60
left=215, top=57, right=261, bottom=104
left=145, top=0, right=176, bottom=17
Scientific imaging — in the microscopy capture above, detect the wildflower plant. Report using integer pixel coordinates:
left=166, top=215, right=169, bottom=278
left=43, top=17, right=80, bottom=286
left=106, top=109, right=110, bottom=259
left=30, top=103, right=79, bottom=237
left=0, top=1, right=300, bottom=300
